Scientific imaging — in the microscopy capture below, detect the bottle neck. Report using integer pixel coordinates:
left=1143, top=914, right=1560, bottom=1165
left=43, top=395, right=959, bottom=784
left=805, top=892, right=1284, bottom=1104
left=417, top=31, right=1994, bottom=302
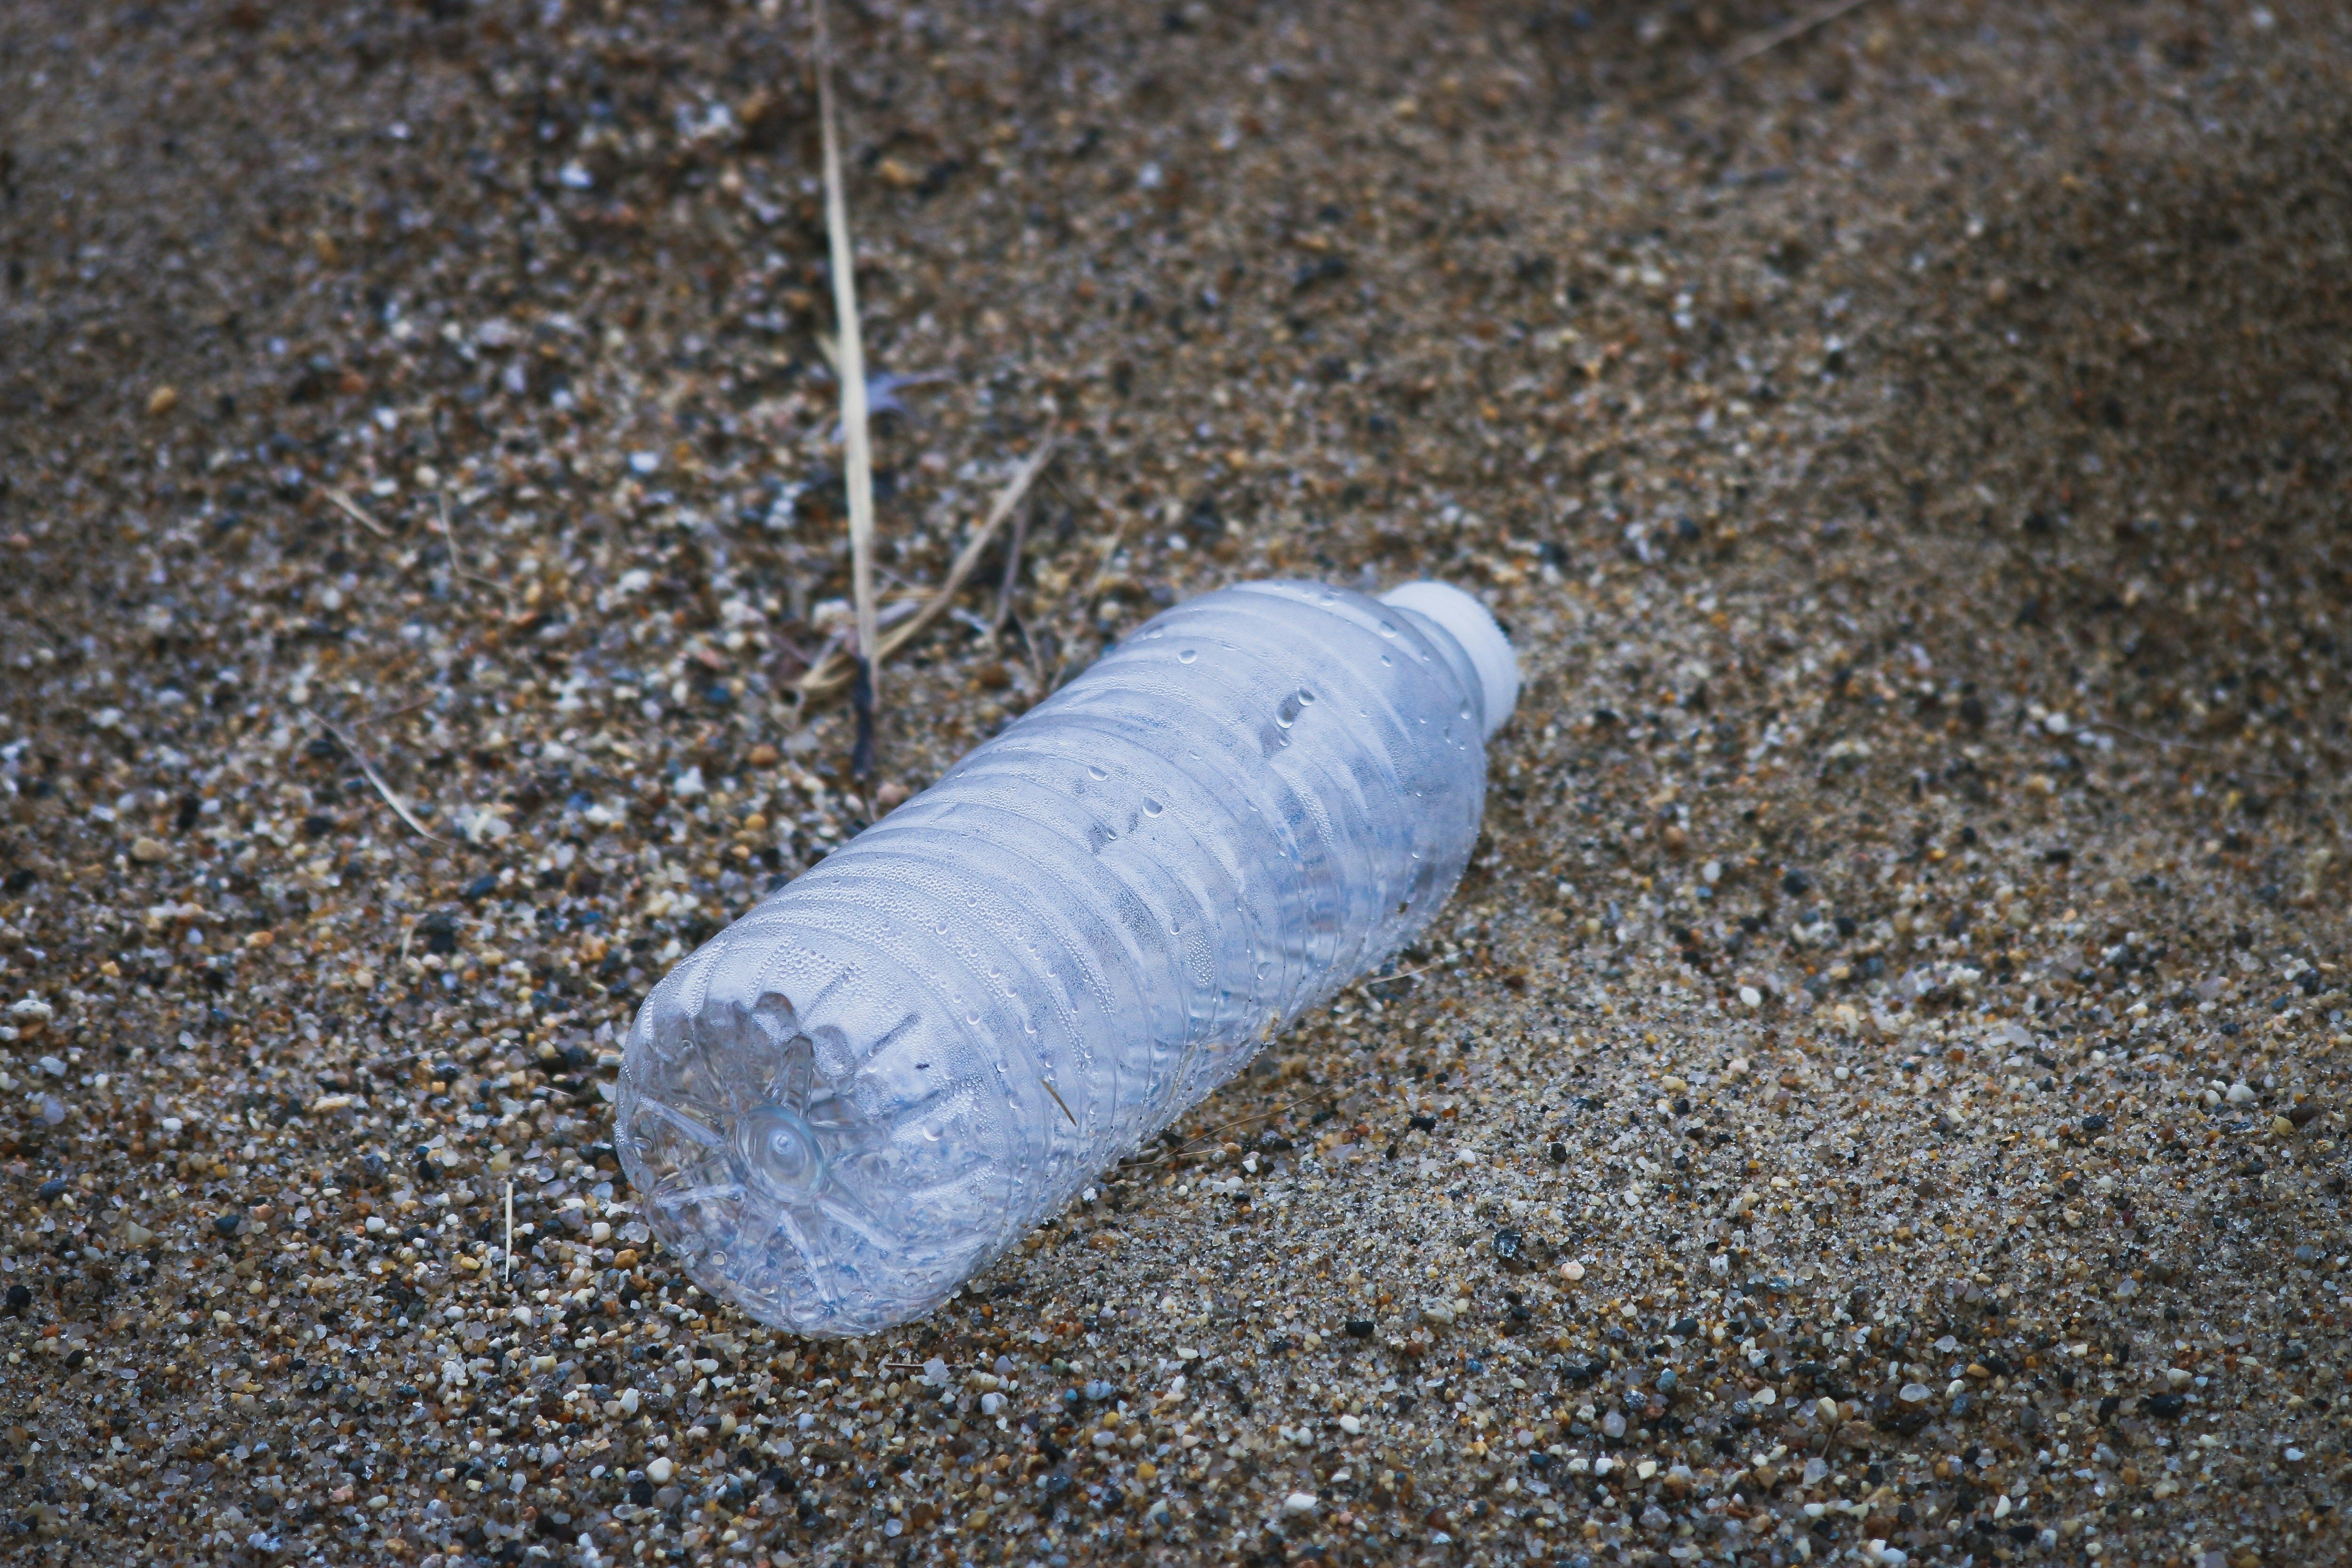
left=1378, top=581, right=1519, bottom=739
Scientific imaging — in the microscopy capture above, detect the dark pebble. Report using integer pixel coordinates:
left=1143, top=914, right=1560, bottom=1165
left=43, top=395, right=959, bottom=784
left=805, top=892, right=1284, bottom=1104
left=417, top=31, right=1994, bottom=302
left=2145, top=1393, right=2188, bottom=1418
left=214, top=1213, right=245, bottom=1238
left=1344, top=1319, right=1375, bottom=1338
left=35, top=1179, right=68, bottom=1202
left=2082, top=1114, right=2109, bottom=1133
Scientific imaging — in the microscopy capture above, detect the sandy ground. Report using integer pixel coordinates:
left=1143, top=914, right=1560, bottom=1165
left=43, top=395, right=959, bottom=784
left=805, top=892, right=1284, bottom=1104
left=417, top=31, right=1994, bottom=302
left=2, top=1, right=2349, bottom=1565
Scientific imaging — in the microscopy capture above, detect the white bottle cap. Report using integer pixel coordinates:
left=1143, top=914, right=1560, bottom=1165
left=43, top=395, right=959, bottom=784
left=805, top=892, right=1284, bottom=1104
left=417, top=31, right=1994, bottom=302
left=1379, top=581, right=1519, bottom=740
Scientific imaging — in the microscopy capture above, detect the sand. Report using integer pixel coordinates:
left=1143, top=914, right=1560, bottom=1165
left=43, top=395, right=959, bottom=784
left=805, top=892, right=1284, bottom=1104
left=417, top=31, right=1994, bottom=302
left=1, top=1, right=2347, bottom=1565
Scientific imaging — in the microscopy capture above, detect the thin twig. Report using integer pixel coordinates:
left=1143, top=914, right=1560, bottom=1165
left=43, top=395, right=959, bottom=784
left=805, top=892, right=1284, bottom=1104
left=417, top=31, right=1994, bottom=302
left=1707, top=0, right=1882, bottom=72
left=2073, top=716, right=2296, bottom=781
left=1003, top=605, right=1049, bottom=693
left=849, top=657, right=877, bottom=783
left=321, top=486, right=394, bottom=539
left=1080, top=512, right=1131, bottom=601
left=1118, top=1093, right=1327, bottom=1170
left=815, top=0, right=882, bottom=726
left=357, top=693, right=438, bottom=729
left=1041, top=1078, right=1079, bottom=1128
left=1052, top=511, right=1134, bottom=689
left=437, top=492, right=509, bottom=606
left=504, top=1180, right=515, bottom=1283
left=991, top=485, right=1033, bottom=637
left=795, top=438, right=1058, bottom=700
left=298, top=705, right=450, bottom=845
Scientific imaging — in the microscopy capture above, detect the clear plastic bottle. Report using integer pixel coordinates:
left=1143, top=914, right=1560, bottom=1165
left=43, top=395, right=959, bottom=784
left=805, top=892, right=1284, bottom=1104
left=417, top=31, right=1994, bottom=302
left=615, top=579, right=1517, bottom=1335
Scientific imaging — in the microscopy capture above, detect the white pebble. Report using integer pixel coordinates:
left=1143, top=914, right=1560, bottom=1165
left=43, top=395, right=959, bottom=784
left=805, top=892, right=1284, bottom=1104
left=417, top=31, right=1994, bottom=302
left=645, top=1457, right=674, bottom=1483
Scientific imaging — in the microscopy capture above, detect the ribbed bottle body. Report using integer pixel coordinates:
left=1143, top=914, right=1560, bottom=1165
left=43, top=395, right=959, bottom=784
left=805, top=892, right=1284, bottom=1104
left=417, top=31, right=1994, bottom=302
left=615, top=581, right=1493, bottom=1335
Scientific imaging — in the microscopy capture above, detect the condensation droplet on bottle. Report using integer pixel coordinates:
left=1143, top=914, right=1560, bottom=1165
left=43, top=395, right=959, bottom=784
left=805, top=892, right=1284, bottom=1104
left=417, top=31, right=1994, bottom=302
left=1142, top=798, right=1164, bottom=817
left=1376, top=619, right=1397, bottom=637
left=1177, top=648, right=1198, bottom=664
left=1297, top=689, right=1316, bottom=706
left=1087, top=764, right=1108, bottom=780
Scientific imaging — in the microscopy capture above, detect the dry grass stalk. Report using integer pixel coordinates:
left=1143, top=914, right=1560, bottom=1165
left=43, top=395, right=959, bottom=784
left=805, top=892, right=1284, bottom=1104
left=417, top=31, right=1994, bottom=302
left=298, top=706, right=450, bottom=845
left=795, top=438, right=1057, bottom=701
left=814, top=0, right=882, bottom=722
left=436, top=491, right=510, bottom=608
left=1708, top=0, right=1881, bottom=72
left=1049, top=508, right=1133, bottom=689
left=989, top=485, right=1033, bottom=638
left=320, top=486, right=393, bottom=539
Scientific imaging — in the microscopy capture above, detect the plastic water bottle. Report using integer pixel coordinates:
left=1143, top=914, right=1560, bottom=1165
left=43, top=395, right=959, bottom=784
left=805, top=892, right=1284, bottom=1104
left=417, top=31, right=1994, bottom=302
left=615, top=579, right=1518, bottom=1336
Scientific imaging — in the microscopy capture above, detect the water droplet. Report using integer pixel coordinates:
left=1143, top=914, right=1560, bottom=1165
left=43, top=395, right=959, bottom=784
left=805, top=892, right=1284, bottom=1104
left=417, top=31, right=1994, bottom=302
left=1380, top=653, right=1392, bottom=666
left=1143, top=798, right=1164, bottom=817
left=1297, top=689, right=1316, bottom=706
left=1087, top=764, right=1108, bottom=780
left=1178, top=648, right=1198, bottom=664
left=1377, top=619, right=1397, bottom=637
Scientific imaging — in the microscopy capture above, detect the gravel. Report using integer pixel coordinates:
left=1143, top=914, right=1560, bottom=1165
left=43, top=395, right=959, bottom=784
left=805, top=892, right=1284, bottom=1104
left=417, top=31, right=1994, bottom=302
left=2, top=0, right=2349, bottom=1565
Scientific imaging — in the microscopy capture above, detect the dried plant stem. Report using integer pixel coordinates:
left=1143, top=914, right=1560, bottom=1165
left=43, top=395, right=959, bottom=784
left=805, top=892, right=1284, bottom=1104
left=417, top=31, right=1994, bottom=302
left=990, top=487, right=1033, bottom=637
left=815, top=0, right=881, bottom=726
left=321, top=486, right=393, bottom=539
left=795, top=438, right=1057, bottom=700
left=1050, top=510, right=1132, bottom=689
left=1709, top=0, right=1881, bottom=72
left=436, top=492, right=509, bottom=606
left=298, top=706, right=450, bottom=846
